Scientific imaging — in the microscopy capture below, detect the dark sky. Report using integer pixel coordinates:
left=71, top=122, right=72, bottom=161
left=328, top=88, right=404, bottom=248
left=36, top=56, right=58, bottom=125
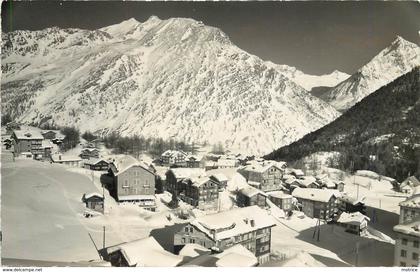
left=2, top=1, right=419, bottom=75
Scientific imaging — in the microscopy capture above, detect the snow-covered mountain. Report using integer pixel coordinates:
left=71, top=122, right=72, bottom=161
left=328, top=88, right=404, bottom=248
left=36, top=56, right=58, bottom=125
left=273, top=65, right=350, bottom=91
left=1, top=17, right=340, bottom=154
left=320, top=36, right=420, bottom=112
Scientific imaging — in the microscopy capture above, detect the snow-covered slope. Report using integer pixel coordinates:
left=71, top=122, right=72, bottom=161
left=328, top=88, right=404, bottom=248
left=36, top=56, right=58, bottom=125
left=1, top=16, right=340, bottom=155
left=273, top=65, right=350, bottom=91
left=320, top=36, right=420, bottom=112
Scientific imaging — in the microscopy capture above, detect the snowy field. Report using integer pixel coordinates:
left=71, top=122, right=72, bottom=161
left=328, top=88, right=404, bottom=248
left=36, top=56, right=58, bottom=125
left=1, top=158, right=184, bottom=264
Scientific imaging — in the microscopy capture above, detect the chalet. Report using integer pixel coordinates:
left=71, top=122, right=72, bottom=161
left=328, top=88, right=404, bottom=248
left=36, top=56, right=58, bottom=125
left=109, top=155, right=156, bottom=210
left=237, top=161, right=284, bottom=192
left=400, top=176, right=420, bottom=195
left=41, top=130, right=58, bottom=140
left=161, top=150, right=188, bottom=166
left=51, top=154, right=82, bottom=167
left=165, top=168, right=206, bottom=195
left=185, top=155, right=205, bottom=168
left=282, top=175, right=301, bottom=193
left=237, top=186, right=267, bottom=209
left=84, top=158, right=110, bottom=171
left=337, top=212, right=370, bottom=236
left=106, top=236, right=183, bottom=267
left=12, top=130, right=44, bottom=158
left=82, top=192, right=104, bottom=213
left=267, top=191, right=293, bottom=212
left=292, top=188, right=338, bottom=221
left=166, top=168, right=218, bottom=210
left=80, top=148, right=100, bottom=159
left=338, top=193, right=366, bottom=214
left=209, top=173, right=229, bottom=191
left=174, top=206, right=276, bottom=264
left=317, top=175, right=337, bottom=189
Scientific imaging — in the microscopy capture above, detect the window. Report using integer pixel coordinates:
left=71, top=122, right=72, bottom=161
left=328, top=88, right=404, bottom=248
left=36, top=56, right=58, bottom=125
left=185, top=227, right=189, bottom=232
left=402, top=238, right=408, bottom=245
left=414, top=240, right=419, bottom=248
left=189, top=238, right=195, bottom=243
left=190, top=227, right=194, bottom=233
left=412, top=252, right=419, bottom=261
left=401, top=250, right=407, bottom=258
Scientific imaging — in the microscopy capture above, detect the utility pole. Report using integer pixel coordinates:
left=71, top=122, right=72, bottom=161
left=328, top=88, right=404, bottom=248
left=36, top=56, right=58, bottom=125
left=355, top=241, right=359, bottom=267
left=103, top=226, right=106, bottom=249
left=88, top=232, right=102, bottom=260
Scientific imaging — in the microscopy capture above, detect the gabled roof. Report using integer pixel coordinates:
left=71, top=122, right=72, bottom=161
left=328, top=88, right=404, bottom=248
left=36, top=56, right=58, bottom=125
left=84, top=158, right=109, bottom=165
left=337, top=212, right=370, bottom=225
left=106, top=236, right=182, bottom=267
left=393, top=221, right=420, bottom=238
left=239, top=186, right=267, bottom=198
left=110, top=155, right=154, bottom=176
left=241, top=161, right=281, bottom=174
left=209, top=173, right=229, bottom=183
left=186, top=155, right=204, bottom=161
left=399, top=193, right=420, bottom=208
left=161, top=150, right=188, bottom=158
left=83, top=192, right=104, bottom=200
left=338, top=193, right=365, bottom=205
left=267, top=191, right=293, bottom=199
left=167, top=168, right=206, bottom=179
left=401, top=176, right=420, bottom=188
left=292, top=188, right=337, bottom=203
left=13, top=130, right=44, bottom=140
left=190, top=206, right=276, bottom=241
left=297, top=176, right=319, bottom=187
left=188, top=176, right=213, bottom=188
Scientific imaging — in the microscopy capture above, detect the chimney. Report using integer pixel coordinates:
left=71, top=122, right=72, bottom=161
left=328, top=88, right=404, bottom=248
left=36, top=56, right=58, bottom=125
left=250, top=219, right=255, bottom=227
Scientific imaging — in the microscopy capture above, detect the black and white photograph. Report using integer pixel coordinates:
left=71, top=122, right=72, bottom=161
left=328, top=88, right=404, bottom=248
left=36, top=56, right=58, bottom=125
left=1, top=0, right=419, bottom=268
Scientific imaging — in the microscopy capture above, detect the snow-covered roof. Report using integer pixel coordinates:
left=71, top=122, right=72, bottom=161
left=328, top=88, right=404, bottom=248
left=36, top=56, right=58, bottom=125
left=209, top=173, right=228, bottom=183
left=355, top=170, right=379, bottom=179
left=188, top=176, right=212, bottom=187
left=289, top=168, right=304, bottom=177
left=338, top=193, right=365, bottom=205
left=167, top=168, right=206, bottom=179
left=401, top=176, right=420, bottom=188
left=181, top=244, right=257, bottom=267
left=337, top=212, right=370, bottom=225
left=51, top=154, right=82, bottom=162
left=186, top=155, right=204, bottom=161
left=118, top=195, right=156, bottom=201
left=161, top=150, right=188, bottom=157
left=297, top=176, right=318, bottom=187
left=106, top=236, right=183, bottom=267
left=82, top=148, right=99, bottom=152
left=84, top=158, right=109, bottom=165
left=399, top=193, right=420, bottom=208
left=13, top=130, right=44, bottom=140
left=393, top=221, right=420, bottom=238
left=239, top=186, right=267, bottom=198
left=178, top=243, right=211, bottom=258
left=110, top=155, right=154, bottom=176
left=292, top=188, right=337, bottom=203
left=84, top=192, right=104, bottom=200
left=215, top=245, right=258, bottom=267
left=267, top=191, right=293, bottom=199
left=190, top=206, right=276, bottom=241
left=241, top=161, right=281, bottom=174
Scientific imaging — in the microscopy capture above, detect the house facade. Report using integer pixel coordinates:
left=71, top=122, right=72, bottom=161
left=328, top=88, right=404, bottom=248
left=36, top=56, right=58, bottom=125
left=174, top=206, right=276, bottom=264
left=393, top=191, right=420, bottom=267
left=82, top=192, right=104, bottom=213
left=267, top=191, right=293, bottom=212
left=209, top=173, right=229, bottom=191
left=51, top=154, right=82, bottom=167
left=109, top=155, right=156, bottom=210
left=179, top=176, right=219, bottom=210
left=337, top=212, right=370, bottom=236
left=292, top=188, right=338, bottom=221
left=237, top=186, right=267, bottom=209
left=237, top=161, right=284, bottom=192
left=12, top=130, right=44, bottom=157
left=400, top=176, right=420, bottom=195
left=80, top=148, right=100, bottom=159
left=185, top=155, right=205, bottom=168
left=161, top=150, right=188, bottom=166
